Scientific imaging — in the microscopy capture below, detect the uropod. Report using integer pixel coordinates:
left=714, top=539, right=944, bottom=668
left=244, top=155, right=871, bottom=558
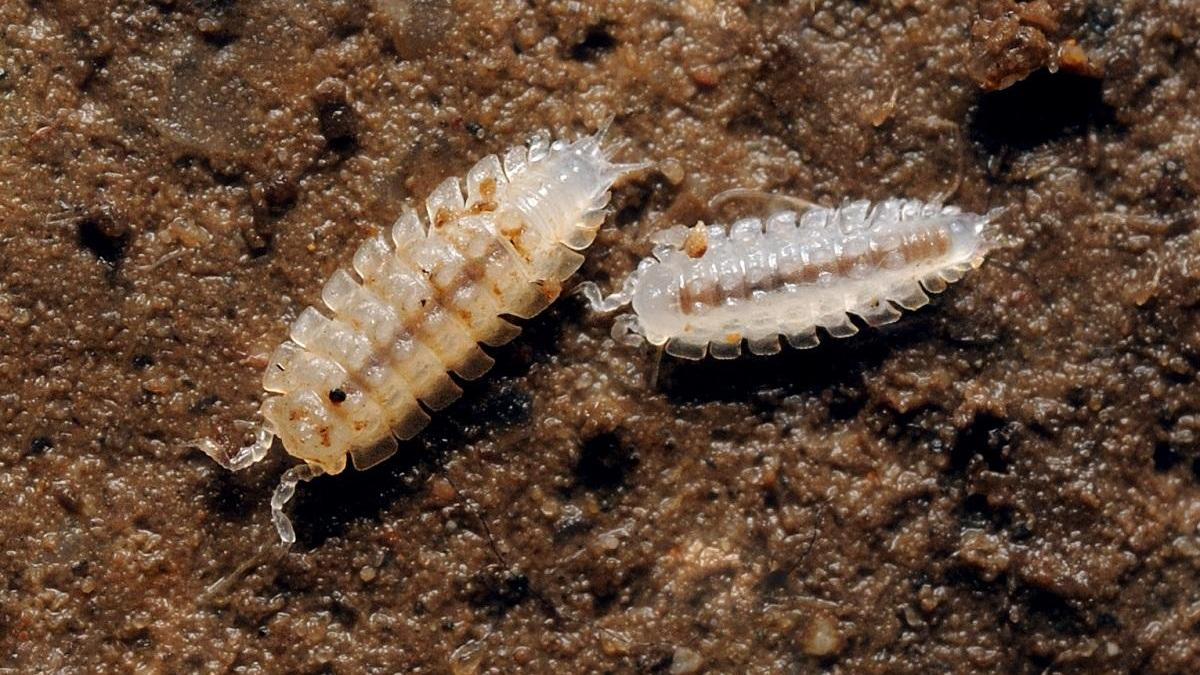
left=581, top=197, right=1001, bottom=359
left=195, top=125, right=647, bottom=543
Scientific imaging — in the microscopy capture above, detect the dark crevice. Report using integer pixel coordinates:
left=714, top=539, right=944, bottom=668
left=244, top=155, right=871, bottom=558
left=326, top=593, right=359, bottom=629
left=196, top=0, right=240, bottom=47
left=1020, top=586, right=1087, bottom=636
left=79, top=54, right=109, bottom=92
left=574, top=432, right=637, bottom=491
left=570, top=24, right=616, bottom=61
left=77, top=216, right=129, bottom=268
left=26, top=436, right=53, bottom=457
left=259, top=174, right=299, bottom=219
left=317, top=99, right=360, bottom=156
left=1153, top=442, right=1182, bottom=472
left=958, top=492, right=1014, bottom=531
left=466, top=566, right=531, bottom=617
left=241, top=219, right=274, bottom=258
left=970, top=70, right=1117, bottom=154
left=948, top=413, right=1013, bottom=474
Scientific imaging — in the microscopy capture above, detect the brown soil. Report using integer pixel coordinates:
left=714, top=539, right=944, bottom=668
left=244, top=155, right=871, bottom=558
left=3, top=0, right=1200, bottom=672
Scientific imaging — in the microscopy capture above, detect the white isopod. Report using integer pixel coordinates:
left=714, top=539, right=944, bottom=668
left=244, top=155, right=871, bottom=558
left=581, top=198, right=1001, bottom=359
left=194, top=125, right=647, bottom=543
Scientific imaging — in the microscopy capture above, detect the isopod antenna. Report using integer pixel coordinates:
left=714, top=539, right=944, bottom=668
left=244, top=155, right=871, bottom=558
left=190, top=425, right=275, bottom=472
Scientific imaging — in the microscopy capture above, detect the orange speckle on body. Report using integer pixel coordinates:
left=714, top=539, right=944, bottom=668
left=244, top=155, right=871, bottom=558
left=500, top=220, right=524, bottom=237
left=725, top=332, right=741, bottom=345
left=538, top=279, right=562, bottom=301
left=684, top=225, right=708, bottom=259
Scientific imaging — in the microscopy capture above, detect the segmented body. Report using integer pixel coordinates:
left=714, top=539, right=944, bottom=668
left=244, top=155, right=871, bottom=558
left=591, top=199, right=999, bottom=359
left=201, top=130, right=643, bottom=477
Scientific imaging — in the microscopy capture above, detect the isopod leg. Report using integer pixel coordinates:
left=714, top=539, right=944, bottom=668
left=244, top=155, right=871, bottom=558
left=192, top=426, right=274, bottom=472
left=610, top=313, right=645, bottom=347
left=575, top=282, right=614, bottom=312
left=271, top=463, right=325, bottom=545
left=350, top=434, right=400, bottom=472
left=576, top=268, right=641, bottom=313
left=708, top=188, right=818, bottom=213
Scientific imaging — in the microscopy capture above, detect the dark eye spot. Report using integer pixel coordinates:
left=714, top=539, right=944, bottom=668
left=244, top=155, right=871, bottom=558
left=328, top=388, right=347, bottom=404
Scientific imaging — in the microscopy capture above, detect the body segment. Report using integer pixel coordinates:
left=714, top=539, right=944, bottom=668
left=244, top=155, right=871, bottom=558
left=197, top=128, right=644, bottom=494
left=587, top=198, right=999, bottom=359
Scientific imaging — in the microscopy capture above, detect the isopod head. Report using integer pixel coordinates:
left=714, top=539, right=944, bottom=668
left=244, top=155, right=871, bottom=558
left=629, top=263, right=683, bottom=349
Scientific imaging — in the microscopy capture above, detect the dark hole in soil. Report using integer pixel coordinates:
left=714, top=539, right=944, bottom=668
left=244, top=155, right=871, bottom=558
left=1021, top=586, right=1086, bottom=636
left=575, top=432, right=637, bottom=491
left=1153, top=442, right=1182, bottom=472
left=959, top=492, right=1013, bottom=530
left=571, top=25, right=616, bottom=61
left=948, top=413, right=1011, bottom=474
left=27, top=436, right=53, bottom=456
left=467, top=567, right=531, bottom=617
left=317, top=99, right=360, bottom=154
left=326, top=594, right=359, bottom=629
left=242, top=219, right=274, bottom=258
left=637, top=647, right=674, bottom=673
left=76, top=216, right=129, bottom=267
left=970, top=70, right=1116, bottom=154
left=261, top=174, right=298, bottom=218
left=197, top=0, right=239, bottom=46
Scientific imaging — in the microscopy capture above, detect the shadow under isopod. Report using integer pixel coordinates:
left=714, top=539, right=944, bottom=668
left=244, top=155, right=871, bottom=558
left=654, top=306, right=949, bottom=407
left=283, top=305, right=565, bottom=549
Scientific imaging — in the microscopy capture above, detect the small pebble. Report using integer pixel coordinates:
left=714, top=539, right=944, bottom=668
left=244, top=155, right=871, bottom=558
left=670, top=646, right=702, bottom=674
left=801, top=611, right=843, bottom=657
left=513, top=646, right=533, bottom=665
left=429, top=477, right=457, bottom=506
left=359, top=566, right=377, bottom=582
left=660, top=158, right=685, bottom=185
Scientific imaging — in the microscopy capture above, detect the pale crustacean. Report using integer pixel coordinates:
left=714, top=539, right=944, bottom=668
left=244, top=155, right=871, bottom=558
left=581, top=198, right=1001, bottom=359
left=194, top=125, right=647, bottom=543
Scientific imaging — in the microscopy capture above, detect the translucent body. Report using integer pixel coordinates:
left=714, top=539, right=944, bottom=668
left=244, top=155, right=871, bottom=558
left=200, top=130, right=644, bottom=478
left=591, top=199, right=999, bottom=360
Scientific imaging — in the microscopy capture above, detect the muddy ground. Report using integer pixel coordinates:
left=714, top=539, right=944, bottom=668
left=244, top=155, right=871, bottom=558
left=2, top=0, right=1200, bottom=672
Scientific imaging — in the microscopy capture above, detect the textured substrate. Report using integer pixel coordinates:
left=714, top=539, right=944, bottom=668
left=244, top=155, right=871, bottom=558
left=1, top=1, right=1199, bottom=672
